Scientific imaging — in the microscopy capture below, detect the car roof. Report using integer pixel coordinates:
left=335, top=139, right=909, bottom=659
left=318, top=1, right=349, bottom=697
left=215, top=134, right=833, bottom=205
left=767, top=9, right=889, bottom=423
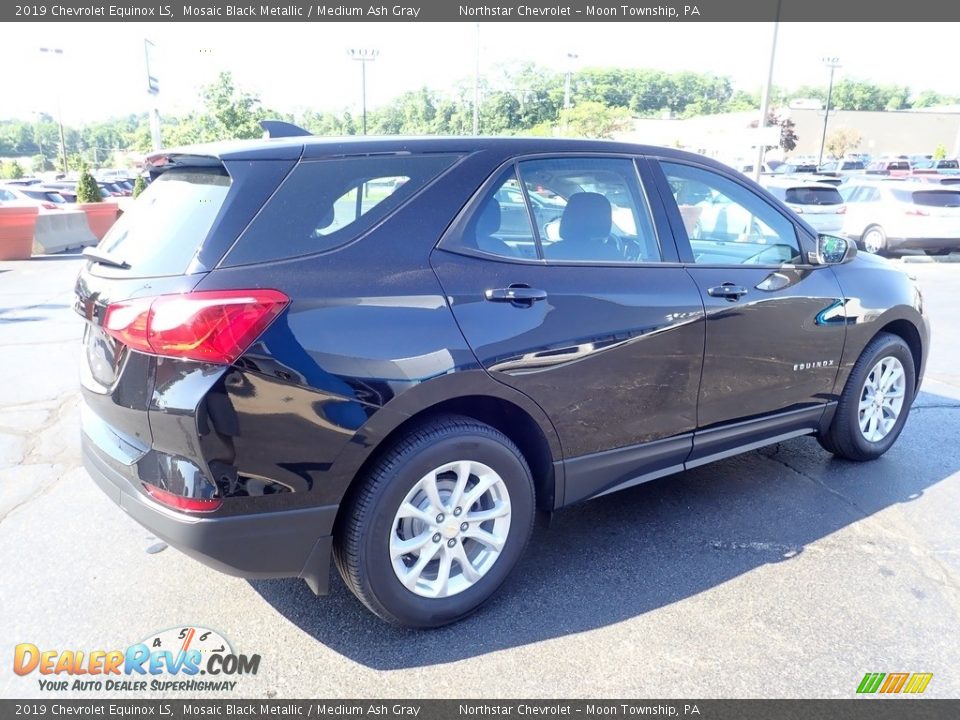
left=145, top=135, right=734, bottom=173
left=761, top=178, right=839, bottom=190
left=851, top=179, right=960, bottom=190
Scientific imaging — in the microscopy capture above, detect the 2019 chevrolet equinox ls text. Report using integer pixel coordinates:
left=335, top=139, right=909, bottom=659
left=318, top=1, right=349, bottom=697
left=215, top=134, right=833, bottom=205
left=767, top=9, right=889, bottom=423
left=76, top=132, right=929, bottom=627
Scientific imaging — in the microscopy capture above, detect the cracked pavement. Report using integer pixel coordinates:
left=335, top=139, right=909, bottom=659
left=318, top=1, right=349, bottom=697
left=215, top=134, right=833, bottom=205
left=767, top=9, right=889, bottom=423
left=0, top=256, right=958, bottom=698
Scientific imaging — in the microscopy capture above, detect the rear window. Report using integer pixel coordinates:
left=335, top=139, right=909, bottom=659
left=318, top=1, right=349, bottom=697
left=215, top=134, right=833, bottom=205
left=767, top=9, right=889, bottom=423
left=938, top=159, right=959, bottom=169
left=894, top=190, right=960, bottom=207
left=95, top=167, right=230, bottom=276
left=223, top=154, right=459, bottom=266
left=784, top=186, right=843, bottom=205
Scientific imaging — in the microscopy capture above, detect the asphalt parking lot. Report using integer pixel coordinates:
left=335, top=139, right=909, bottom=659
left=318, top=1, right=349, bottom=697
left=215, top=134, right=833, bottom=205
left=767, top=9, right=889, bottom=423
left=1, top=254, right=958, bottom=698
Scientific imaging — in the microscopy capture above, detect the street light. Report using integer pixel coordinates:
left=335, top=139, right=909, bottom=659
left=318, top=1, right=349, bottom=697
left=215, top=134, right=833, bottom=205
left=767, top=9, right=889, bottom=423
left=563, top=52, right=579, bottom=111
left=39, top=47, right=68, bottom=174
left=473, top=24, right=480, bottom=136
left=817, top=56, right=842, bottom=167
left=347, top=48, right=379, bottom=135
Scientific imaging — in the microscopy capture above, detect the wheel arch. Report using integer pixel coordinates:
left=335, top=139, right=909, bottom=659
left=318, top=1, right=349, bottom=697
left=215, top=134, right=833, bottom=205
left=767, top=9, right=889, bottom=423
left=876, top=317, right=924, bottom=393
left=330, top=371, right=564, bottom=531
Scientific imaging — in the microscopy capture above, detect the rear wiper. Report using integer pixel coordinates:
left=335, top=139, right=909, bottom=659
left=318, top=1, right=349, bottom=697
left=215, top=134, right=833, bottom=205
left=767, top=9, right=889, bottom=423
left=82, top=247, right=130, bottom=269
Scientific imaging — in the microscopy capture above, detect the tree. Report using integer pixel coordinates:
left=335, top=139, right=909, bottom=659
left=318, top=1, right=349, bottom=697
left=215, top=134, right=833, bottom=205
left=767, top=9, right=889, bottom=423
left=199, top=71, right=274, bottom=140
left=132, top=176, right=147, bottom=198
left=560, top=101, right=631, bottom=139
left=75, top=165, right=102, bottom=204
left=0, top=160, right=24, bottom=179
left=933, top=144, right=947, bottom=160
left=750, top=112, right=798, bottom=152
left=825, top=127, right=862, bottom=159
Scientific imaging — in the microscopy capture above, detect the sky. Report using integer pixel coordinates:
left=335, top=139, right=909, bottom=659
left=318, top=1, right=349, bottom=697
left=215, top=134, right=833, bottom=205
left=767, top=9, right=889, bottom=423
left=2, top=22, right=957, bottom=125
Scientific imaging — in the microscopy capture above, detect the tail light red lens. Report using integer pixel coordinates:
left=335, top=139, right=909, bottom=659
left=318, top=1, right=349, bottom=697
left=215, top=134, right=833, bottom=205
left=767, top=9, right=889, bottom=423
left=836, top=205, right=847, bottom=215
left=788, top=204, right=804, bottom=214
left=103, top=289, right=288, bottom=364
left=905, top=207, right=929, bottom=216
left=144, top=483, right=222, bottom=513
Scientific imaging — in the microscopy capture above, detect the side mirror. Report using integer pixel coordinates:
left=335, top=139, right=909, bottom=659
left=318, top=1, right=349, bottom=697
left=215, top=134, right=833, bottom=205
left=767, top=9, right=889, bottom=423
left=809, top=234, right=857, bottom=265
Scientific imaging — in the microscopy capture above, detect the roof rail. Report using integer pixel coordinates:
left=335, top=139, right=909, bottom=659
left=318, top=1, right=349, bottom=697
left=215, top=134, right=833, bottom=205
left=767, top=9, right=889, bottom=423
left=260, top=120, right=313, bottom=139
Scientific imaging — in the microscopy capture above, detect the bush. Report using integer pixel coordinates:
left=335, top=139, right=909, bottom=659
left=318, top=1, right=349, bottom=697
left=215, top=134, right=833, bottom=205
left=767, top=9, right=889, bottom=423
left=0, top=160, right=24, bottom=179
left=75, top=166, right=102, bottom=204
left=132, top=175, right=147, bottom=199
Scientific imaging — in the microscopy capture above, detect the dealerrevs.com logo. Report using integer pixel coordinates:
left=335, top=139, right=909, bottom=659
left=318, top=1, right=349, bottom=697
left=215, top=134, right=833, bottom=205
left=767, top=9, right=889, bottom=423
left=13, top=626, right=260, bottom=693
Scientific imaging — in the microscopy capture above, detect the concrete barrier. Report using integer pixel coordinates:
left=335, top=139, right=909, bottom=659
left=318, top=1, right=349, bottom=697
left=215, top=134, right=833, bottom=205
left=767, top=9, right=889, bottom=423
left=32, top=209, right=97, bottom=255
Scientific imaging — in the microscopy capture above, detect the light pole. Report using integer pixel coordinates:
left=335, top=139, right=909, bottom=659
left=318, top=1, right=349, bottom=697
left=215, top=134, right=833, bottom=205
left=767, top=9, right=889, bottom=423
left=753, top=0, right=781, bottom=182
left=39, top=47, right=68, bottom=174
left=817, top=56, right=842, bottom=167
left=563, top=52, right=579, bottom=111
left=347, top=48, right=379, bottom=135
left=472, top=24, right=480, bottom=136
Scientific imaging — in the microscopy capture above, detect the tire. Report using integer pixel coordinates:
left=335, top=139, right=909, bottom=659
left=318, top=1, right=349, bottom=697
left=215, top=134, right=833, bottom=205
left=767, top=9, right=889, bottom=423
left=333, top=415, right=535, bottom=627
left=818, top=332, right=915, bottom=461
left=861, top=225, right=887, bottom=255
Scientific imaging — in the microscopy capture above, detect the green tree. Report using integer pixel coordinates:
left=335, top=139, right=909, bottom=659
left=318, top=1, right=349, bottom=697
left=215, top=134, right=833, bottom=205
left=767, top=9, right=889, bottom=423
left=933, top=144, right=947, bottom=160
left=198, top=71, right=274, bottom=141
left=0, top=160, right=24, bottom=179
left=825, top=127, right=861, bottom=159
left=132, top=176, right=147, bottom=198
left=560, top=101, right=631, bottom=139
left=75, top=165, right=102, bottom=204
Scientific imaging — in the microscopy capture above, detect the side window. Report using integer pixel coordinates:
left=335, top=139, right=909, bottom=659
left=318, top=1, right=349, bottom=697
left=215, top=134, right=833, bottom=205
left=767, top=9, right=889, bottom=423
left=0, top=189, right=15, bottom=202
left=461, top=168, right=539, bottom=260
left=661, top=162, right=801, bottom=266
left=516, top=157, right=662, bottom=264
left=223, top=154, right=459, bottom=267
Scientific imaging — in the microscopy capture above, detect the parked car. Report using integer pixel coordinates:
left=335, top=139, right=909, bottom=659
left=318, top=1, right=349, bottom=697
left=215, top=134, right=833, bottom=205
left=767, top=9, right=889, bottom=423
left=762, top=179, right=846, bottom=233
left=866, top=160, right=912, bottom=177
left=773, top=162, right=818, bottom=175
left=840, top=179, right=960, bottom=255
left=45, top=182, right=111, bottom=202
left=817, top=159, right=866, bottom=176
left=910, top=158, right=960, bottom=174
left=78, top=133, right=929, bottom=627
left=0, top=184, right=65, bottom=210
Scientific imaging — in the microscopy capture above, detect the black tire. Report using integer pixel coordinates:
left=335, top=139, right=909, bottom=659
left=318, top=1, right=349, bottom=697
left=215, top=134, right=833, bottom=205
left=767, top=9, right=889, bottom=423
left=818, top=332, right=915, bottom=461
left=333, top=415, right=535, bottom=627
left=860, top=225, right=888, bottom=255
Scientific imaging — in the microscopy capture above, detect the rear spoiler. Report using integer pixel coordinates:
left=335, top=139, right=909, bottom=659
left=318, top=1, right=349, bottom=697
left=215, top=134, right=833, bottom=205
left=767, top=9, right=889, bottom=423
left=260, top=120, right=312, bottom=139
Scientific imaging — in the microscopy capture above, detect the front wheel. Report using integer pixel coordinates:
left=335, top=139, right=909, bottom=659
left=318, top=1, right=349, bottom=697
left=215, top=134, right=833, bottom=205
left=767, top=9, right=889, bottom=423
left=861, top=225, right=888, bottom=255
left=333, top=415, right=535, bottom=627
left=818, top=332, right=915, bottom=461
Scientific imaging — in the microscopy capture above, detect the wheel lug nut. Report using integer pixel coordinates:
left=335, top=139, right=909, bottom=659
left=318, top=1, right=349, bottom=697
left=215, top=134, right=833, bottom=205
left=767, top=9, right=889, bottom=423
left=460, top=522, right=468, bottom=532
left=453, top=507, right=462, bottom=516
left=436, top=513, right=444, bottom=523
left=432, top=533, right=441, bottom=543
left=447, top=539, right=457, bottom=548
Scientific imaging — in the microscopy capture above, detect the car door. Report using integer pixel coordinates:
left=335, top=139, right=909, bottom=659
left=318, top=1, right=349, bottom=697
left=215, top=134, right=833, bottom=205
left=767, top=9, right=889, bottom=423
left=652, top=159, right=847, bottom=467
left=431, top=155, right=705, bottom=505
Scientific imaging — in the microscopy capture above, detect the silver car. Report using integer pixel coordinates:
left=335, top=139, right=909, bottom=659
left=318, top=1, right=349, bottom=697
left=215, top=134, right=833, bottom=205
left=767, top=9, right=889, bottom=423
left=762, top=179, right=846, bottom=233
left=840, top=180, right=960, bottom=255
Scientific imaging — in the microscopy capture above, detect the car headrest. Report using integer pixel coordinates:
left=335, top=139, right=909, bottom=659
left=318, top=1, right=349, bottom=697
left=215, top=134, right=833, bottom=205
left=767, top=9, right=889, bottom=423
left=475, top=197, right=502, bottom=238
left=559, top=192, right=612, bottom=242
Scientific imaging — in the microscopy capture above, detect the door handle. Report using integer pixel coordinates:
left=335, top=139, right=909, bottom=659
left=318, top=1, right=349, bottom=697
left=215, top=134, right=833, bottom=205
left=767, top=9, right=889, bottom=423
left=707, top=283, right=750, bottom=300
left=484, top=285, right=548, bottom=305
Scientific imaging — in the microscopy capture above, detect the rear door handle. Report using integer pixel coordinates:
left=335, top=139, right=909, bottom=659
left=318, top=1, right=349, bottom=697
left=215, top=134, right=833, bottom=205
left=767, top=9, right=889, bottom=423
left=484, top=286, right=548, bottom=305
left=707, top=283, right=750, bottom=300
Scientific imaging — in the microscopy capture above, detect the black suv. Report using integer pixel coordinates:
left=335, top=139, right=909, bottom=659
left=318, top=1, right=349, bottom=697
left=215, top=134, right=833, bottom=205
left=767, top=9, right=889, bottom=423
left=77, top=133, right=929, bottom=627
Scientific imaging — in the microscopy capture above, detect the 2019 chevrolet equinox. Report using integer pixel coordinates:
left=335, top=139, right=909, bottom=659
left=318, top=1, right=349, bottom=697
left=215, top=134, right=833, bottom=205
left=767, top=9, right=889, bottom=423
left=77, top=131, right=929, bottom=627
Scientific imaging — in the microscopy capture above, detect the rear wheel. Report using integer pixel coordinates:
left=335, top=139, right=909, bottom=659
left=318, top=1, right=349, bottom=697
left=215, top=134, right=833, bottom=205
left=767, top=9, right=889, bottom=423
left=861, top=225, right=887, bottom=255
left=818, top=332, right=915, bottom=461
left=334, top=415, right=535, bottom=627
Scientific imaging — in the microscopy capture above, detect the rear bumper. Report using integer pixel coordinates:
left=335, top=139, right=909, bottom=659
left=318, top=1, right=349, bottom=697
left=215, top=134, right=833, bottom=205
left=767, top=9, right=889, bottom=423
left=83, top=434, right=336, bottom=595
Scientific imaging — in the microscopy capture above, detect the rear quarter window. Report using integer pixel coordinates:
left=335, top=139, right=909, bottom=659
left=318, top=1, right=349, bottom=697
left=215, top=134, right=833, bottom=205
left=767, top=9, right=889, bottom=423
left=222, top=154, right=460, bottom=267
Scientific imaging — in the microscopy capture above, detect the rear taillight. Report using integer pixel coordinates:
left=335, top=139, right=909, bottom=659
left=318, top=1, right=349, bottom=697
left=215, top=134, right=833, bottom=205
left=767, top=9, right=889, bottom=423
left=905, top=207, right=929, bottom=216
left=103, top=289, right=288, bottom=364
left=788, top=204, right=804, bottom=214
left=836, top=205, right=847, bottom=215
left=41, top=202, right=58, bottom=210
left=144, top=483, right=222, bottom=513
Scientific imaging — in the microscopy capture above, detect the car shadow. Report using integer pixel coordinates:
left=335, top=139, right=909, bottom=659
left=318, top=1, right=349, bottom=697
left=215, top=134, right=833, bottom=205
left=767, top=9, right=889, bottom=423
left=249, top=389, right=960, bottom=670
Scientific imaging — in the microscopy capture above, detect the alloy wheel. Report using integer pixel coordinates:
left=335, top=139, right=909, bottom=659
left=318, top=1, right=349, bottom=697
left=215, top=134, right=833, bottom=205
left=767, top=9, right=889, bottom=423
left=858, top=356, right=906, bottom=443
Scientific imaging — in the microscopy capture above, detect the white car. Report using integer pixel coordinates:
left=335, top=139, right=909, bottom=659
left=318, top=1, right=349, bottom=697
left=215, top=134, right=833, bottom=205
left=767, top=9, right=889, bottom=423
left=839, top=180, right=960, bottom=255
left=761, top=179, right=846, bottom=233
left=0, top=184, right=67, bottom=211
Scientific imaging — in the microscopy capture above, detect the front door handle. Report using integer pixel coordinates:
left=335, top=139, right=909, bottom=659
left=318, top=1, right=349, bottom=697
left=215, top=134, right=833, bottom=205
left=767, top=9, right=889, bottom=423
left=707, top=283, right=750, bottom=300
left=484, top=285, right=548, bottom=305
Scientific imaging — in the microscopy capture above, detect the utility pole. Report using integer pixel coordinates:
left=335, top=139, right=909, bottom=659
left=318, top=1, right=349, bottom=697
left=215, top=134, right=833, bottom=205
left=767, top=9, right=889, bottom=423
left=39, top=47, right=68, bottom=174
left=348, top=49, right=379, bottom=135
left=753, top=0, right=781, bottom=183
left=817, top=57, right=842, bottom=167
left=145, top=39, right=162, bottom=151
left=473, top=23, right=480, bottom=135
